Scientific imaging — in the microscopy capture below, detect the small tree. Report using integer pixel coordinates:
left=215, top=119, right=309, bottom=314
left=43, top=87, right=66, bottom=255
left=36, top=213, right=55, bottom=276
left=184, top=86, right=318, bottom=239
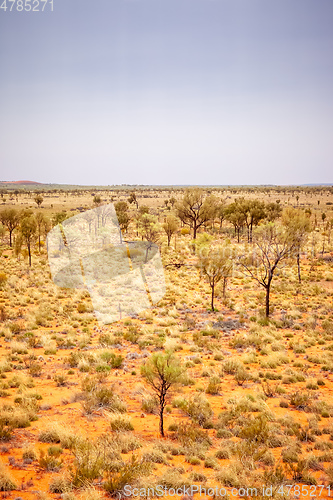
left=115, top=201, right=130, bottom=233
left=138, top=213, right=161, bottom=244
left=93, top=195, right=102, bottom=207
left=197, top=245, right=234, bottom=310
left=128, top=191, right=139, bottom=209
left=217, top=199, right=227, bottom=229
left=265, top=202, right=282, bottom=222
left=282, top=207, right=311, bottom=283
left=176, top=188, right=217, bottom=239
left=0, top=208, right=20, bottom=247
left=235, top=198, right=266, bottom=243
left=52, top=212, right=67, bottom=227
left=35, top=212, right=48, bottom=252
left=162, top=215, right=179, bottom=246
left=141, top=352, right=184, bottom=437
left=238, top=224, right=297, bottom=317
left=34, top=194, right=44, bottom=208
left=20, top=215, right=37, bottom=266
left=322, top=212, right=327, bottom=225
left=225, top=203, right=245, bottom=243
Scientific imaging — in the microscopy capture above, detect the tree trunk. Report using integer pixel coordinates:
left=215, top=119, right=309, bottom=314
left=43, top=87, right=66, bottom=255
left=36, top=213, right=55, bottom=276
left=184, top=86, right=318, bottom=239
left=167, top=234, right=171, bottom=246
left=9, top=229, right=13, bottom=247
left=159, top=391, right=166, bottom=437
left=297, top=251, right=301, bottom=283
left=211, top=283, right=215, bottom=311
left=250, top=223, right=253, bottom=243
left=237, top=228, right=240, bottom=243
left=223, top=277, right=227, bottom=299
left=265, top=281, right=272, bottom=318
left=28, top=244, right=32, bottom=267
left=193, top=224, right=197, bottom=240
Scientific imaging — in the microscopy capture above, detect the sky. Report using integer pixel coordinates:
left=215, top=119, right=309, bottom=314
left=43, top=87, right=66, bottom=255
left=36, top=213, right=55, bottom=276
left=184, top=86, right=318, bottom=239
left=0, top=0, right=333, bottom=186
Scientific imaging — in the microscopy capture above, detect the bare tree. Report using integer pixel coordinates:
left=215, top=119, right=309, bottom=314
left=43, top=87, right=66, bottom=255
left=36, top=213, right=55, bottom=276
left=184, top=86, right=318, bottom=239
left=238, top=224, right=297, bottom=317
left=282, top=207, right=312, bottom=283
left=35, top=212, right=48, bottom=252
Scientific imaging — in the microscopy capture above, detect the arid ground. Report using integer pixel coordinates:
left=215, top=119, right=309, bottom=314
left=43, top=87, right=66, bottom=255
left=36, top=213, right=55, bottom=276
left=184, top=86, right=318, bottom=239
left=0, top=185, right=333, bottom=500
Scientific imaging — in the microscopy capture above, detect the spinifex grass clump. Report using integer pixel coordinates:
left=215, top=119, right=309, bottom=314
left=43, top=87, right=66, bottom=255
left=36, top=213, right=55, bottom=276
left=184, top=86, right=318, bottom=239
left=172, top=393, right=213, bottom=428
left=108, top=413, right=134, bottom=432
left=80, top=375, right=127, bottom=414
left=103, top=455, right=151, bottom=496
left=0, top=403, right=35, bottom=440
left=0, top=463, right=17, bottom=492
left=170, top=421, right=212, bottom=457
left=69, top=438, right=108, bottom=488
left=38, top=448, right=63, bottom=471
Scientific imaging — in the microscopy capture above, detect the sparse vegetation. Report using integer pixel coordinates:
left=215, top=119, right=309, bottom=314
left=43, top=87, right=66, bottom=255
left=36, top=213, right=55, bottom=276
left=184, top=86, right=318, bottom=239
left=0, top=185, right=332, bottom=497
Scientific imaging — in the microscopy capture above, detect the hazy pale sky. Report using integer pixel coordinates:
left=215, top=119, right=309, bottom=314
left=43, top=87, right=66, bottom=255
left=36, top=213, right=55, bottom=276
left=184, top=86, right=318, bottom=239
left=0, top=0, right=332, bottom=185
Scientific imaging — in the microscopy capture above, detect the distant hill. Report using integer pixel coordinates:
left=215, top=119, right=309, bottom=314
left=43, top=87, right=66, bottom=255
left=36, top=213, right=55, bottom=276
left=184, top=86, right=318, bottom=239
left=0, top=180, right=44, bottom=185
